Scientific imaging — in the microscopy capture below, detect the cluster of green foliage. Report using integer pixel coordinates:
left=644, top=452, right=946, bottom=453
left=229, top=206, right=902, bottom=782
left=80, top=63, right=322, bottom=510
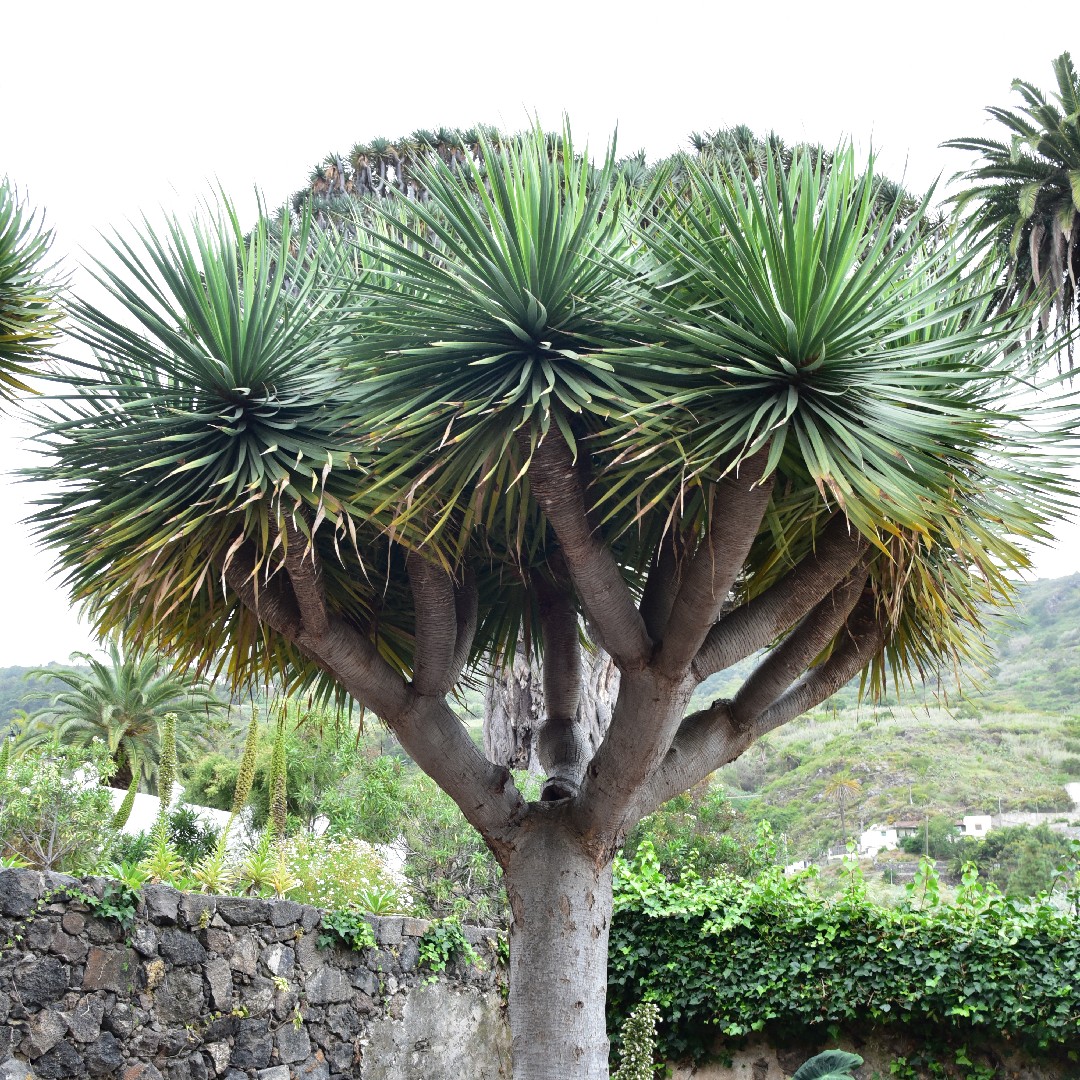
left=316, top=908, right=378, bottom=952
left=416, top=916, right=481, bottom=983
left=607, top=844, right=1080, bottom=1063
left=0, top=740, right=118, bottom=872
left=948, top=826, right=1076, bottom=898
left=187, top=708, right=507, bottom=922
left=183, top=707, right=399, bottom=833
left=12, top=642, right=231, bottom=793
left=71, top=880, right=142, bottom=934
left=114, top=805, right=221, bottom=865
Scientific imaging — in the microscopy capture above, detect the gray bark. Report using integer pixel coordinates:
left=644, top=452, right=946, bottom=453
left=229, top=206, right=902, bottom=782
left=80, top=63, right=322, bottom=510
left=505, top=821, right=613, bottom=1080
left=483, top=644, right=619, bottom=775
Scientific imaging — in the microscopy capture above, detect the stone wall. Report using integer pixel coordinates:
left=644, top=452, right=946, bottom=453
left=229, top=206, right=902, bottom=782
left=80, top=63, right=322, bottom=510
left=0, top=869, right=510, bottom=1080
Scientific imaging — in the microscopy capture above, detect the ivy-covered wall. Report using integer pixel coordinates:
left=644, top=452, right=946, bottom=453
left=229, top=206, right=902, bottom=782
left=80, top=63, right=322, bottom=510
left=609, top=847, right=1080, bottom=1077
left=0, top=868, right=509, bottom=1080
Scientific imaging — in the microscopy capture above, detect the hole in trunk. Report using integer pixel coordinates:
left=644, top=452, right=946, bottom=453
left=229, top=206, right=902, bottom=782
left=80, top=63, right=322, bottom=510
left=540, top=780, right=575, bottom=802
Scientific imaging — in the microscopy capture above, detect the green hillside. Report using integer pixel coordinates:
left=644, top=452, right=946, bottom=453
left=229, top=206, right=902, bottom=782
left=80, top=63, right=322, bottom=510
left=977, top=573, right=1080, bottom=711
left=714, top=706, right=1079, bottom=859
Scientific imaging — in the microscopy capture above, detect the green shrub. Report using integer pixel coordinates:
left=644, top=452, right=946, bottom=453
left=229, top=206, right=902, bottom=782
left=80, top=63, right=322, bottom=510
left=417, top=917, right=480, bottom=983
left=0, top=740, right=118, bottom=872
left=622, top=783, right=749, bottom=880
left=285, top=833, right=410, bottom=912
left=317, top=908, right=377, bottom=952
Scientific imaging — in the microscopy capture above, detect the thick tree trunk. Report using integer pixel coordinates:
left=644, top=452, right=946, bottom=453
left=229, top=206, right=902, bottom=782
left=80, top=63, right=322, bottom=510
left=484, top=644, right=619, bottom=773
left=505, top=820, right=613, bottom=1080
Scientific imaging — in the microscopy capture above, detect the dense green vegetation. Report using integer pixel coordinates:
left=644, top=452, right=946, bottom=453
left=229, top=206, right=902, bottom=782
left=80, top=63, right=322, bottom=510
left=608, top=844, right=1080, bottom=1066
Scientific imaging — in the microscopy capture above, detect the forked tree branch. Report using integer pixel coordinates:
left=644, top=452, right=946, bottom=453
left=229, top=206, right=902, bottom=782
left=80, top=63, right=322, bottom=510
left=223, top=540, right=521, bottom=846
left=692, top=515, right=868, bottom=681
left=657, top=455, right=773, bottom=676
left=220, top=541, right=304, bottom=641
left=526, top=431, right=652, bottom=670
left=752, top=593, right=886, bottom=738
left=220, top=540, right=410, bottom=719
left=729, top=562, right=870, bottom=730
left=628, top=588, right=885, bottom=826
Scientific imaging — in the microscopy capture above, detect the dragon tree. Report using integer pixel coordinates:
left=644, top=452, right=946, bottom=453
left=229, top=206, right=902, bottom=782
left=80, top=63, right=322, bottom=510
left=28, top=125, right=1066, bottom=1079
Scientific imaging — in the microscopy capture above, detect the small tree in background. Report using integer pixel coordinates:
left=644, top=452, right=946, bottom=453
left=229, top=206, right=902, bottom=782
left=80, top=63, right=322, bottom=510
left=947, top=52, right=1080, bottom=360
left=26, top=125, right=1070, bottom=1079
left=21, top=640, right=228, bottom=791
left=824, top=774, right=863, bottom=850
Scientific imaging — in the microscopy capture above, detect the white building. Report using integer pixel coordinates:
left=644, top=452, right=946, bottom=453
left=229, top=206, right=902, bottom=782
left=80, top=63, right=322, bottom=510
left=857, top=823, right=899, bottom=858
left=959, top=814, right=992, bottom=839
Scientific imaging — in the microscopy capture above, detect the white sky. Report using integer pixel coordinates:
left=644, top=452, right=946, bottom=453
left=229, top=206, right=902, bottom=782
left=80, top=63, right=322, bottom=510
left=4, top=0, right=1079, bottom=665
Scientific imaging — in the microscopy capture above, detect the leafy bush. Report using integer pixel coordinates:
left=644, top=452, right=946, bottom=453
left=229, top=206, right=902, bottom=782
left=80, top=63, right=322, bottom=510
left=167, top=806, right=221, bottom=863
left=417, top=916, right=480, bottom=983
left=0, top=740, right=118, bottom=871
left=317, top=908, right=377, bottom=952
left=399, top=772, right=506, bottom=926
left=622, top=783, right=747, bottom=880
left=284, top=833, right=410, bottom=913
left=949, top=824, right=1074, bottom=898
left=608, top=845, right=1080, bottom=1062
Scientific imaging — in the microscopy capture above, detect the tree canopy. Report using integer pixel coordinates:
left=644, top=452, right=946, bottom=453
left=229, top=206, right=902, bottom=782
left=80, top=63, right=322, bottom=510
left=0, top=179, right=61, bottom=402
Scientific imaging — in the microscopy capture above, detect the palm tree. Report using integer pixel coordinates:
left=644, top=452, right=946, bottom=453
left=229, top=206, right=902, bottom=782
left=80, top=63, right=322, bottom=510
left=0, top=179, right=61, bottom=402
left=824, top=775, right=863, bottom=850
left=20, top=640, right=228, bottom=792
left=946, top=52, right=1080, bottom=358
